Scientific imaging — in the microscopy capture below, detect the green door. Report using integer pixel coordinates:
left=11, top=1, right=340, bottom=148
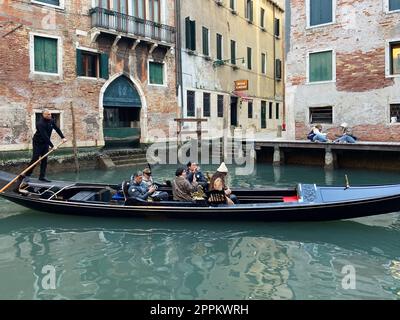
left=103, top=76, right=142, bottom=148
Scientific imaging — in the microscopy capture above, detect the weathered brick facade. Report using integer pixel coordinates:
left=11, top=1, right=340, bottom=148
left=286, top=0, right=400, bottom=141
left=0, top=0, right=179, bottom=152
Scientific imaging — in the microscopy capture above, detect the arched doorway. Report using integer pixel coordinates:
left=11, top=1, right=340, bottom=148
left=103, top=76, right=142, bottom=148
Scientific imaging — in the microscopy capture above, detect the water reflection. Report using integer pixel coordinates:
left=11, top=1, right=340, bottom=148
left=0, top=212, right=399, bottom=299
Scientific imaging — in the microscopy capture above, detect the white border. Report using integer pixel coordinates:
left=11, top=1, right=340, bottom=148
left=385, top=38, right=400, bottom=78
left=30, top=32, right=63, bottom=77
left=147, top=59, right=167, bottom=86
left=384, top=0, right=400, bottom=13
left=306, top=49, right=336, bottom=84
left=306, top=0, right=336, bottom=29
left=31, top=0, right=65, bottom=10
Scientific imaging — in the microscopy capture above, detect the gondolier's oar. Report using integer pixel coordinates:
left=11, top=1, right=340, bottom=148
left=0, top=140, right=66, bottom=193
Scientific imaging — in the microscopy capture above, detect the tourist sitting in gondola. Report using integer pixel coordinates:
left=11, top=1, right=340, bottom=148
left=186, top=162, right=208, bottom=191
left=172, top=166, right=199, bottom=202
left=142, top=167, right=154, bottom=188
left=126, top=171, right=168, bottom=202
left=209, top=162, right=238, bottom=204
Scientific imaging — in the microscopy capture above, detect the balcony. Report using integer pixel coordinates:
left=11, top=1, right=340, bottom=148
left=90, top=7, right=175, bottom=46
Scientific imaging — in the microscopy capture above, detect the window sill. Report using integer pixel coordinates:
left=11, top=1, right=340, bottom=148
left=232, top=65, right=239, bottom=71
left=306, top=21, right=336, bottom=30
left=230, top=10, right=237, bottom=15
left=187, top=49, right=196, bottom=56
left=31, top=1, right=65, bottom=11
left=306, top=80, right=336, bottom=85
left=203, top=55, right=212, bottom=61
left=77, top=76, right=106, bottom=82
left=385, top=74, right=400, bottom=78
left=148, top=83, right=167, bottom=87
left=385, top=9, right=400, bottom=14
left=30, top=71, right=62, bottom=79
left=246, top=19, right=253, bottom=25
left=260, top=27, right=266, bottom=32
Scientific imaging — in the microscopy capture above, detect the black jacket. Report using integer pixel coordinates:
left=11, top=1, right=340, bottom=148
left=33, top=118, right=65, bottom=148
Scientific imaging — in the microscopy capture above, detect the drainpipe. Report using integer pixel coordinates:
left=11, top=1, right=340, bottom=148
left=175, top=0, right=184, bottom=119
left=273, top=5, right=276, bottom=100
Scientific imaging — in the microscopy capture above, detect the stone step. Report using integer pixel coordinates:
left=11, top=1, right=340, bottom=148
left=115, top=162, right=149, bottom=168
left=113, top=158, right=148, bottom=166
left=111, top=153, right=147, bottom=161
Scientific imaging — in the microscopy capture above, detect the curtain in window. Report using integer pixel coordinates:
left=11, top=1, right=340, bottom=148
left=392, top=44, right=400, bottom=74
left=34, top=36, right=57, bottom=73
left=309, top=51, right=332, bottom=82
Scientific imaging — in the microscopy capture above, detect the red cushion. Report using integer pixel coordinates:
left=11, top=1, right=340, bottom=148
left=283, top=196, right=298, bottom=202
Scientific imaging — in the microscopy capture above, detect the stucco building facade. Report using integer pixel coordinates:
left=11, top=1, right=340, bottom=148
left=178, top=0, right=285, bottom=139
left=285, top=0, right=400, bottom=141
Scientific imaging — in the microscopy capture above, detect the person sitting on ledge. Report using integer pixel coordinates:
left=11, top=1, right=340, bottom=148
left=333, top=122, right=357, bottom=144
left=307, top=124, right=329, bottom=143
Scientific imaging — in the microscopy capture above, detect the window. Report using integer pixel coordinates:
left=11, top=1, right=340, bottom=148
left=203, top=93, right=211, bottom=117
left=275, top=59, right=282, bottom=80
left=275, top=103, right=280, bottom=120
left=309, top=106, right=333, bottom=124
left=33, top=36, right=58, bottom=74
left=132, top=0, right=146, bottom=18
left=202, top=27, right=209, bottom=56
left=269, top=102, right=273, bottom=119
left=35, top=112, right=61, bottom=128
left=260, top=8, right=265, bottom=28
left=187, top=91, right=195, bottom=117
left=261, top=53, right=266, bottom=74
left=33, top=0, right=62, bottom=8
left=308, top=0, right=333, bottom=27
left=230, top=40, right=236, bottom=64
left=247, top=47, right=252, bottom=70
left=389, top=0, right=400, bottom=11
left=217, top=95, right=224, bottom=117
left=245, top=0, right=253, bottom=22
left=113, top=0, right=127, bottom=14
left=76, top=49, right=109, bottom=79
left=390, top=104, right=400, bottom=123
left=149, top=61, right=164, bottom=85
left=248, top=101, right=253, bottom=118
left=216, top=33, right=223, bottom=60
left=96, top=0, right=109, bottom=8
left=230, top=0, right=236, bottom=10
left=390, top=42, right=400, bottom=75
left=185, top=17, right=196, bottom=51
left=274, top=18, right=280, bottom=37
left=149, top=0, right=161, bottom=23
left=309, top=50, right=333, bottom=82
left=261, top=101, right=266, bottom=128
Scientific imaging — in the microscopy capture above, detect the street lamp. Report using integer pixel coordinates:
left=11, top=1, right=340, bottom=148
left=213, top=57, right=245, bottom=68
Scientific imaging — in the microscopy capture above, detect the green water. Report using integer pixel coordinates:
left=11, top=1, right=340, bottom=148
left=0, top=164, right=400, bottom=299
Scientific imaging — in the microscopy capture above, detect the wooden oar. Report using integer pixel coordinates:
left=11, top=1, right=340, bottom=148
left=0, top=140, right=65, bottom=193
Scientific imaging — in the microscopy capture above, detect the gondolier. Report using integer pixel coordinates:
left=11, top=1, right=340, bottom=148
left=24, top=110, right=67, bottom=183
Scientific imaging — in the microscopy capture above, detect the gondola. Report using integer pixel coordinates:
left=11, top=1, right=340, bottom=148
left=1, top=170, right=400, bottom=222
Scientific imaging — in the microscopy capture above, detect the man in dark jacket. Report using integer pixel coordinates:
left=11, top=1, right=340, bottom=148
left=24, top=110, right=67, bottom=182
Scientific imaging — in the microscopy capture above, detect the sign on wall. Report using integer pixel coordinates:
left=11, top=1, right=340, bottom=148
left=234, top=80, right=248, bottom=91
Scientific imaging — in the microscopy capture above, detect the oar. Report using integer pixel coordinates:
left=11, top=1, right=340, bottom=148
left=0, top=140, right=66, bottom=193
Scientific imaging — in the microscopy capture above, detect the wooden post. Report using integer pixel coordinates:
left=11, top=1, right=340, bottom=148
left=70, top=102, right=80, bottom=173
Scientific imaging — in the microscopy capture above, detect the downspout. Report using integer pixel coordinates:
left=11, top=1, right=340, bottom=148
left=273, top=5, right=276, bottom=100
left=175, top=0, right=184, bottom=118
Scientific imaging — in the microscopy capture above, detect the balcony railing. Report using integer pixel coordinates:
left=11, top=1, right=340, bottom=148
left=90, top=7, right=175, bottom=45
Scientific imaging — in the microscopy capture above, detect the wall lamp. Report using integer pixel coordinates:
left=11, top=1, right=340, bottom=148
left=212, top=57, right=245, bottom=68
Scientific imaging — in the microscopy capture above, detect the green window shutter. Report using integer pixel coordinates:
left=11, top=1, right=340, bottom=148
left=261, top=101, right=266, bottom=128
left=34, top=36, right=57, bottom=73
left=309, top=51, right=332, bottom=82
left=76, top=49, right=83, bottom=76
left=202, top=27, right=209, bottom=56
left=190, top=20, right=196, bottom=51
left=275, top=59, right=282, bottom=80
left=247, top=47, right=252, bottom=70
left=216, top=34, right=222, bottom=60
left=310, top=0, right=332, bottom=26
left=389, top=0, right=400, bottom=11
left=274, top=18, right=280, bottom=37
left=185, top=17, right=191, bottom=50
left=149, top=62, right=164, bottom=84
left=231, top=40, right=236, bottom=64
left=100, top=53, right=109, bottom=79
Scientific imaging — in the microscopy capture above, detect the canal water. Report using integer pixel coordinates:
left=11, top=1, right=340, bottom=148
left=0, top=164, right=399, bottom=299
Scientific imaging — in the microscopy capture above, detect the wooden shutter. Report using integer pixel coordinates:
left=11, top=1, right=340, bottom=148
left=275, top=59, right=281, bottom=80
left=185, top=17, right=191, bottom=49
left=100, top=53, right=109, bottom=79
left=261, top=101, right=266, bottom=128
left=216, top=34, right=222, bottom=60
left=202, top=27, right=209, bottom=56
left=310, top=51, right=332, bottom=82
left=190, top=20, right=196, bottom=51
left=34, top=36, right=57, bottom=73
left=230, top=40, right=236, bottom=64
left=274, top=18, right=280, bottom=37
left=76, top=49, right=83, bottom=76
left=149, top=62, right=163, bottom=84
left=247, top=47, right=252, bottom=70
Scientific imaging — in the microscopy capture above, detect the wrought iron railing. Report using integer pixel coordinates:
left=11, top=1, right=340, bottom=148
left=90, top=7, right=175, bottom=45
